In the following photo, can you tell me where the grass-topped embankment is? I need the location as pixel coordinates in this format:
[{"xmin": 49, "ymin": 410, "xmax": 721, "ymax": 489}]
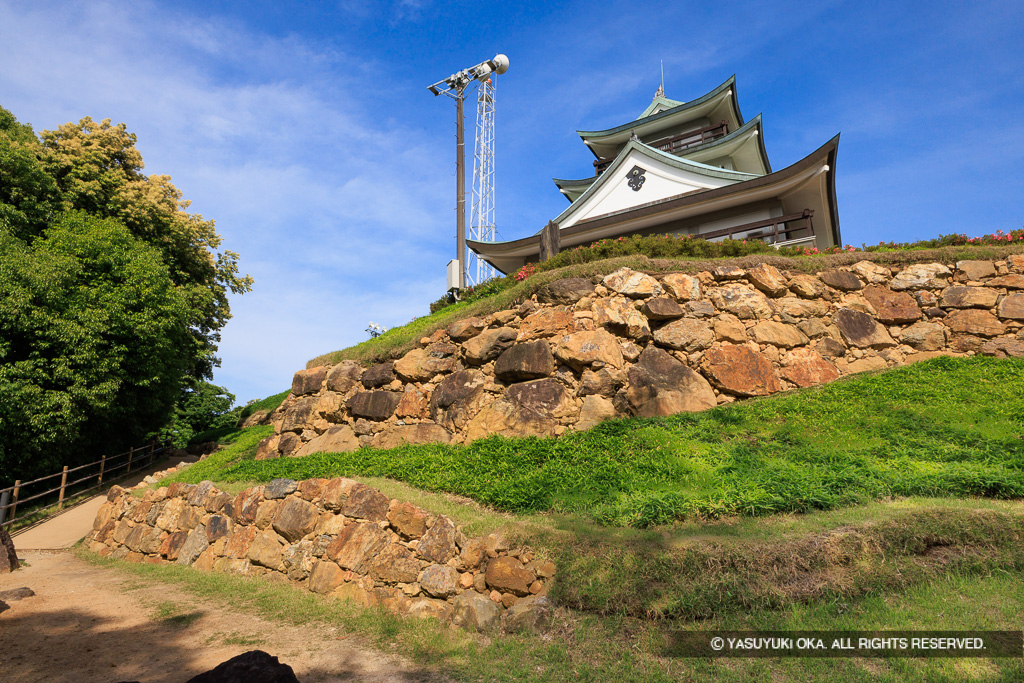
[
  {"xmin": 164, "ymin": 356, "xmax": 1024, "ymax": 528},
  {"xmin": 307, "ymin": 239, "xmax": 1024, "ymax": 370}
]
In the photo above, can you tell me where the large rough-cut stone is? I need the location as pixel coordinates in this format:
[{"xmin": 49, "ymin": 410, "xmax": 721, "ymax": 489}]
[
  {"xmin": 940, "ymin": 286, "xmax": 999, "ymax": 309},
  {"xmin": 750, "ymin": 321, "xmax": 809, "ymax": 348},
  {"xmin": 820, "ymin": 270, "xmax": 864, "ymax": 291},
  {"xmin": 395, "ymin": 385, "xmax": 430, "ymax": 419},
  {"xmin": 374, "ymin": 423, "xmax": 452, "ymax": 449},
  {"xmin": 230, "ymin": 488, "xmax": 264, "ymax": 526},
  {"xmin": 788, "ymin": 274, "xmax": 829, "ymax": 299},
  {"xmin": 278, "ymin": 432, "xmax": 301, "ymax": 457},
  {"xmin": 890, "ymin": 263, "xmax": 952, "ymax": 290},
  {"xmin": 461, "ymin": 327, "xmax": 517, "ymax": 364},
  {"xmin": 504, "ymin": 595, "xmax": 553, "ymax": 634},
  {"xmin": 430, "ymin": 369, "xmax": 488, "ymax": 431},
  {"xmin": 701, "ymin": 344, "xmax": 781, "ymax": 396},
  {"xmin": 470, "ymin": 378, "xmax": 577, "ymax": 441},
  {"xmin": 580, "ymin": 367, "xmax": 626, "ymax": 397},
  {"xmin": 980, "ymin": 338, "xmax": 1024, "ymax": 358},
  {"xmin": 944, "ymin": 309, "xmax": 1006, "ymax": 337},
  {"xmin": 714, "ymin": 315, "xmax": 748, "ymax": 343},
  {"xmin": 518, "ymin": 307, "xmax": 574, "ymax": 341},
  {"xmin": 987, "ymin": 274, "xmax": 1024, "ymax": 289},
  {"xmin": 846, "ymin": 356, "xmax": 889, "ymax": 373},
  {"xmin": 956, "ymin": 260, "xmax": 997, "ymax": 281},
  {"xmin": 279, "ymin": 396, "xmax": 317, "ymax": 433},
  {"xmin": 708, "ymin": 283, "xmax": 773, "ymax": 319},
  {"xmin": 295, "ymin": 425, "xmax": 359, "ymax": 456},
  {"xmin": 452, "ymin": 591, "xmax": 502, "ymax": 632},
  {"xmin": 660, "ymin": 273, "xmax": 701, "ymax": 301},
  {"xmin": 365, "ymin": 543, "xmax": 422, "ymax": 583},
  {"xmin": 325, "ymin": 360, "xmax": 363, "ymax": 393},
  {"xmin": 850, "ymin": 261, "xmax": 891, "ymax": 284},
  {"xmin": 833, "ymin": 308, "xmax": 896, "ymax": 348},
  {"xmin": 342, "ymin": 484, "xmax": 390, "ymax": 522},
  {"xmin": 187, "ymin": 650, "xmax": 299, "ymax": 683},
  {"xmin": 485, "ymin": 556, "xmax": 536, "ymax": 597},
  {"xmin": 494, "ymin": 341, "xmax": 556, "ymax": 382},
  {"xmin": 394, "ymin": 344, "xmax": 457, "ymax": 382},
  {"xmin": 641, "ymin": 297, "xmax": 685, "ymax": 320},
  {"xmin": 861, "ymin": 285, "xmax": 921, "ymax": 324},
  {"xmin": 160, "ymin": 531, "xmax": 189, "ymax": 560},
  {"xmin": 780, "ymin": 348, "xmax": 840, "ymax": 387},
  {"xmin": 177, "ymin": 527, "xmax": 209, "ymax": 565},
  {"xmin": 320, "ymin": 477, "xmax": 362, "ymax": 511},
  {"xmin": 746, "ymin": 263, "xmax": 788, "ymax": 297},
  {"xmin": 653, "ymin": 318, "xmax": 715, "ymax": 352},
  {"xmin": 308, "ymin": 560, "xmax": 346, "ymax": 594},
  {"xmin": 626, "ymin": 346, "xmax": 716, "ymax": 416},
  {"xmin": 248, "ymin": 530, "xmax": 286, "ymax": 570},
  {"xmin": 292, "ymin": 366, "xmax": 328, "ymax": 396},
  {"xmin": 360, "ymin": 362, "xmax": 395, "ymax": 388},
  {"xmin": 536, "ymin": 278, "xmax": 596, "ymax": 305},
  {"xmin": 576, "ymin": 395, "xmax": 618, "ymax": 430},
  {"xmin": 603, "ymin": 267, "xmax": 663, "ymax": 298},
  {"xmin": 255, "ymin": 435, "xmax": 281, "ymax": 460},
  {"xmin": 417, "ymin": 515, "xmax": 459, "ymax": 564},
  {"xmin": 420, "ymin": 565, "xmax": 460, "ymax": 598},
  {"xmin": 900, "ymin": 322, "xmax": 948, "ymax": 351},
  {"xmin": 327, "ymin": 522, "xmax": 389, "ymax": 573},
  {"xmin": 223, "ymin": 526, "xmax": 258, "ymax": 559},
  {"xmin": 347, "ymin": 390, "xmax": 401, "ymax": 421},
  {"xmin": 272, "ymin": 497, "xmax": 320, "ymax": 542},
  {"xmin": 388, "ymin": 501, "xmax": 430, "ymax": 539},
  {"xmin": 263, "ymin": 479, "xmax": 298, "ymax": 500},
  {"xmin": 447, "ymin": 317, "xmax": 486, "ymax": 341},
  {"xmin": 712, "ymin": 265, "xmax": 745, "ymax": 281},
  {"xmin": 771, "ymin": 297, "xmax": 830, "ymax": 318},
  {"xmin": 552, "ymin": 329, "xmax": 625, "ymax": 370},
  {"xmin": 206, "ymin": 515, "xmax": 232, "ymax": 543},
  {"xmin": 997, "ymin": 293, "xmax": 1024, "ymax": 320},
  {"xmin": 592, "ymin": 297, "xmax": 651, "ymax": 340}
]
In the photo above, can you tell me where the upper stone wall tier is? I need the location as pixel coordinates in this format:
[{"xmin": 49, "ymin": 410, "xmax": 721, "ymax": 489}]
[{"xmin": 260, "ymin": 256, "xmax": 1024, "ymax": 458}]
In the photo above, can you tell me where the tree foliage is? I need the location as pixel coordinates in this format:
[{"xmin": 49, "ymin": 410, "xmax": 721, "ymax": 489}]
[{"xmin": 0, "ymin": 106, "xmax": 251, "ymax": 483}]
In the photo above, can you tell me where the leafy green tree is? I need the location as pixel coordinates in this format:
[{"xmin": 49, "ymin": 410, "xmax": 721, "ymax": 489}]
[
  {"xmin": 161, "ymin": 380, "xmax": 238, "ymax": 448},
  {"xmin": 37, "ymin": 115, "xmax": 253, "ymax": 380},
  {"xmin": 0, "ymin": 108, "xmax": 59, "ymax": 240},
  {"xmin": 0, "ymin": 211, "xmax": 192, "ymax": 482}
]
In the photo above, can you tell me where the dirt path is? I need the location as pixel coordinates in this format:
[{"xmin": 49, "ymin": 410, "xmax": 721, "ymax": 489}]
[{"xmin": 0, "ymin": 550, "xmax": 443, "ymax": 682}]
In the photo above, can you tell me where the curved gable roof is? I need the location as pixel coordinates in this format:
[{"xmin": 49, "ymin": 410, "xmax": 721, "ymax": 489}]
[{"xmin": 578, "ymin": 76, "xmax": 742, "ymax": 141}]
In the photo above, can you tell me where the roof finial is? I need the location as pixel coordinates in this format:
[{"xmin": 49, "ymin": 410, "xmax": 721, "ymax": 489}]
[{"xmin": 654, "ymin": 60, "xmax": 665, "ymax": 98}]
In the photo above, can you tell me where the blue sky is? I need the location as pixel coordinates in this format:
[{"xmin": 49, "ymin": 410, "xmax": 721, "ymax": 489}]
[{"xmin": 1, "ymin": 0, "xmax": 1022, "ymax": 405}]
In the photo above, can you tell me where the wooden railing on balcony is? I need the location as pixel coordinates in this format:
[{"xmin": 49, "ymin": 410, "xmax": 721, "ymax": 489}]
[
  {"xmin": 698, "ymin": 209, "xmax": 815, "ymax": 245},
  {"xmin": 593, "ymin": 121, "xmax": 730, "ymax": 174}
]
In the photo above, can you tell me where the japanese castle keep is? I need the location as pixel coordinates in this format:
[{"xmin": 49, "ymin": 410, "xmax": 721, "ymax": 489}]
[{"xmin": 469, "ymin": 76, "xmax": 841, "ymax": 274}]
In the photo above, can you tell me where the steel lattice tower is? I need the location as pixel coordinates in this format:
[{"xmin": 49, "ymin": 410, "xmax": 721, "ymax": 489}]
[{"xmin": 468, "ymin": 78, "xmax": 497, "ymax": 286}]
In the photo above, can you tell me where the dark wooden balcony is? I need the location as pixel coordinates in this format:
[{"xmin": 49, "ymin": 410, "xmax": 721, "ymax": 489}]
[
  {"xmin": 698, "ymin": 209, "xmax": 815, "ymax": 245},
  {"xmin": 593, "ymin": 121, "xmax": 730, "ymax": 174}
]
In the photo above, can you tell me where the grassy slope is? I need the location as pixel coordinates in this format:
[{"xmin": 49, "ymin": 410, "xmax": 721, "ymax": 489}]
[
  {"xmin": 165, "ymin": 356, "xmax": 1024, "ymax": 528},
  {"xmin": 308, "ymin": 244, "xmax": 1024, "ymax": 369}
]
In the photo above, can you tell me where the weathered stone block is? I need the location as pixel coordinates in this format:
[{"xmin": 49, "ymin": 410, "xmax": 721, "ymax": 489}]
[
  {"xmin": 461, "ymin": 327, "xmax": 517, "ymax": 365},
  {"xmin": 326, "ymin": 521, "xmax": 389, "ymax": 573},
  {"xmin": 998, "ymin": 293, "xmax": 1024, "ymax": 320},
  {"xmin": 603, "ymin": 267, "xmax": 663, "ymax": 298},
  {"xmin": 833, "ymin": 308, "xmax": 896, "ymax": 348},
  {"xmin": 361, "ymin": 362, "xmax": 395, "ymax": 389},
  {"xmin": 660, "ymin": 273, "xmax": 701, "ymax": 301},
  {"xmin": 708, "ymin": 284, "xmax": 773, "ymax": 319},
  {"xmin": 452, "ymin": 591, "xmax": 502, "ymax": 632},
  {"xmin": 417, "ymin": 515, "xmax": 459, "ymax": 564},
  {"xmin": 940, "ymin": 286, "xmax": 999, "ymax": 309},
  {"xmin": 536, "ymin": 278, "xmax": 596, "ymax": 305},
  {"xmin": 347, "ymin": 390, "xmax": 401, "ymax": 421},
  {"xmin": 626, "ymin": 346, "xmax": 716, "ymax": 417},
  {"xmin": 308, "ymin": 560, "xmax": 346, "ymax": 594},
  {"xmin": 746, "ymin": 263, "xmax": 788, "ymax": 297},
  {"xmin": 494, "ymin": 341, "xmax": 556, "ymax": 382},
  {"xmin": 780, "ymin": 348, "xmax": 840, "ymax": 387},
  {"xmin": 272, "ymin": 496, "xmax": 320, "ymax": 542},
  {"xmin": 820, "ymin": 270, "xmax": 864, "ymax": 291},
  {"xmin": 342, "ymin": 484, "xmax": 390, "ymax": 522},
  {"xmin": 750, "ymin": 321, "xmax": 809, "ymax": 348},
  {"xmin": 485, "ymin": 556, "xmax": 536, "ymax": 596},
  {"xmin": 552, "ymin": 329, "xmax": 625, "ymax": 370},
  {"xmin": 292, "ymin": 366, "xmax": 328, "ymax": 396},
  {"xmin": 861, "ymin": 285, "xmax": 921, "ymax": 324},
  {"xmin": 388, "ymin": 501, "xmax": 430, "ymax": 539},
  {"xmin": 447, "ymin": 317, "xmax": 486, "ymax": 341},
  {"xmin": 420, "ymin": 565, "xmax": 460, "ymax": 598},
  {"xmin": 325, "ymin": 360, "xmax": 363, "ymax": 393},
  {"xmin": 701, "ymin": 344, "xmax": 781, "ymax": 397},
  {"xmin": 653, "ymin": 318, "xmax": 715, "ymax": 352},
  {"xmin": 944, "ymin": 309, "xmax": 1006, "ymax": 337}
]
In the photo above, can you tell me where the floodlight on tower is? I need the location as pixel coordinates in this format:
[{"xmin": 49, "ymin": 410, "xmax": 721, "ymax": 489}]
[{"xmin": 428, "ymin": 54, "xmax": 509, "ymax": 292}]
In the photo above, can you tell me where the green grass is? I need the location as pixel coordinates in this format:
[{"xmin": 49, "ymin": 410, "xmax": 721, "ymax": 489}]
[
  {"xmin": 77, "ymin": 542, "xmax": 1024, "ymax": 682},
  {"xmin": 162, "ymin": 356, "xmax": 1024, "ymax": 529}
]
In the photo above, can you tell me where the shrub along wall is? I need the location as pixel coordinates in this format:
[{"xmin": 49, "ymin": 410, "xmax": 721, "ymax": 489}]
[
  {"xmin": 89, "ymin": 472, "xmax": 554, "ymax": 633},
  {"xmin": 259, "ymin": 255, "xmax": 1024, "ymax": 458}
]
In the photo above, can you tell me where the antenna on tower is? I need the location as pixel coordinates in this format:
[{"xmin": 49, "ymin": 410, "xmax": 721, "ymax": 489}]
[{"xmin": 468, "ymin": 77, "xmax": 497, "ymax": 286}]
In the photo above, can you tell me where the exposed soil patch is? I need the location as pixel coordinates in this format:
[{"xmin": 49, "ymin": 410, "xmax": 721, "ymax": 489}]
[{"xmin": 0, "ymin": 550, "xmax": 444, "ymax": 683}]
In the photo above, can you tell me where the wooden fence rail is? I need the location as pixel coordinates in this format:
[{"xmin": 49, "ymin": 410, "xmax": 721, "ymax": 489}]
[{"xmin": 0, "ymin": 442, "xmax": 167, "ymax": 529}]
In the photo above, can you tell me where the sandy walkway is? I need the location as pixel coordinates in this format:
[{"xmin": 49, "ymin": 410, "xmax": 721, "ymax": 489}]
[{"xmin": 0, "ymin": 550, "xmax": 443, "ymax": 682}]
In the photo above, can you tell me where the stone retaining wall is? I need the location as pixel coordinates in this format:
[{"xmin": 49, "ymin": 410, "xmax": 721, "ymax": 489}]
[
  {"xmin": 90, "ymin": 474, "xmax": 553, "ymax": 633},
  {"xmin": 260, "ymin": 255, "xmax": 1024, "ymax": 458}
]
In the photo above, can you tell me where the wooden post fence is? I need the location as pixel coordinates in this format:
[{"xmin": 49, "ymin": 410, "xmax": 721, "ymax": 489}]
[
  {"xmin": 57, "ymin": 466, "xmax": 69, "ymax": 510},
  {"xmin": 98, "ymin": 455, "xmax": 106, "ymax": 485},
  {"xmin": 11, "ymin": 480, "xmax": 20, "ymax": 522}
]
